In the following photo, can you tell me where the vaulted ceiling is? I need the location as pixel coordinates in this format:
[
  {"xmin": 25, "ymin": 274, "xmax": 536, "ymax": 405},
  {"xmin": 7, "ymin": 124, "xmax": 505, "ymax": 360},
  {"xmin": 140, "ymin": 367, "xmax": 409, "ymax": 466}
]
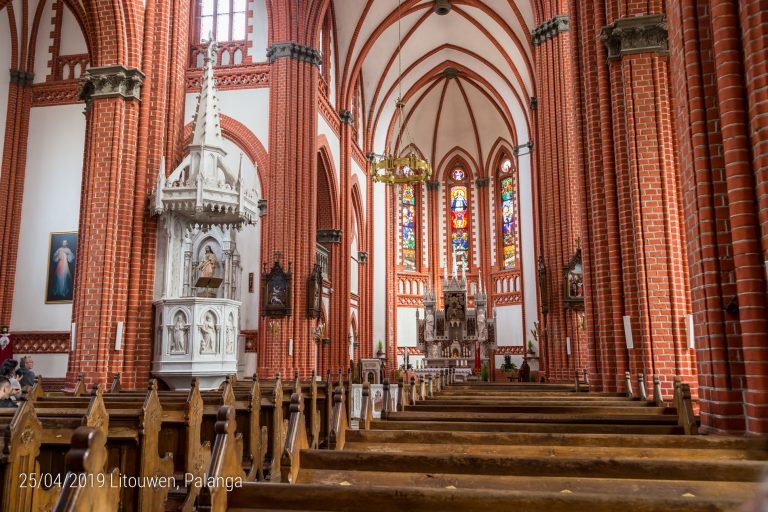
[{"xmin": 333, "ymin": 0, "xmax": 535, "ymax": 178}]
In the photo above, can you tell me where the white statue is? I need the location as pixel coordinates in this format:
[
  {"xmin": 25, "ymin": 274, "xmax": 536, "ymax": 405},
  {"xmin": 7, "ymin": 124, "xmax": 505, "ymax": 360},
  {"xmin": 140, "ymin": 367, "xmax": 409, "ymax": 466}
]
[
  {"xmin": 225, "ymin": 314, "xmax": 235, "ymax": 354},
  {"xmin": 477, "ymin": 309, "xmax": 487, "ymax": 341},
  {"xmin": 171, "ymin": 312, "xmax": 187, "ymax": 354},
  {"xmin": 425, "ymin": 310, "xmax": 435, "ymax": 341},
  {"xmin": 199, "ymin": 311, "xmax": 216, "ymax": 354}
]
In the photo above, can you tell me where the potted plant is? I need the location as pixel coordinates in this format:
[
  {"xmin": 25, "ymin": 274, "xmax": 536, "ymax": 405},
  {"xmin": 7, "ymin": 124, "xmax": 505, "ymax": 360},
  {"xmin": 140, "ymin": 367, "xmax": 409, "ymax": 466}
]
[
  {"xmin": 501, "ymin": 355, "xmax": 518, "ymax": 381},
  {"xmin": 527, "ymin": 340, "xmax": 536, "ymax": 355},
  {"xmin": 481, "ymin": 362, "xmax": 489, "ymax": 382},
  {"xmin": 376, "ymin": 340, "xmax": 385, "ymax": 357}
]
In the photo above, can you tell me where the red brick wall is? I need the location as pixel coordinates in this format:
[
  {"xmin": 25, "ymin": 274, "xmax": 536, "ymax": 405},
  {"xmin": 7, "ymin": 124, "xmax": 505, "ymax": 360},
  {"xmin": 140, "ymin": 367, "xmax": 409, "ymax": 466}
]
[{"xmin": 666, "ymin": 0, "xmax": 768, "ymax": 434}]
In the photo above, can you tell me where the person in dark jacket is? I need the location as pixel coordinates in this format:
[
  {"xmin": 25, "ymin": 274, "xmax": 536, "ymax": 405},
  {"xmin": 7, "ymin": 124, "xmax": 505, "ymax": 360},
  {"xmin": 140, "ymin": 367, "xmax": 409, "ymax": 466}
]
[{"xmin": 17, "ymin": 356, "xmax": 35, "ymax": 388}]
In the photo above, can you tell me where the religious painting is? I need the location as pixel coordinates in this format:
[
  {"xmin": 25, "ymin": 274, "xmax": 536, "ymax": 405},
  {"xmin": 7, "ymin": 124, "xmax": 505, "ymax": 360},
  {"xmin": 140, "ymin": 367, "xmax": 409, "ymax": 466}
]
[
  {"xmin": 261, "ymin": 258, "xmax": 292, "ymax": 317},
  {"xmin": 563, "ymin": 244, "xmax": 585, "ymax": 311},
  {"xmin": 45, "ymin": 232, "xmax": 78, "ymax": 303},
  {"xmin": 401, "ymin": 183, "xmax": 416, "ymax": 271}
]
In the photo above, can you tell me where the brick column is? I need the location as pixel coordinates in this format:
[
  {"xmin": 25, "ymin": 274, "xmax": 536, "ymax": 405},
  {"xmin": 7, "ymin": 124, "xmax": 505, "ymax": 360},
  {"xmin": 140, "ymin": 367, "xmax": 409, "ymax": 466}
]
[
  {"xmin": 260, "ymin": 40, "xmax": 320, "ymax": 380},
  {"xmin": 332, "ymin": 110, "xmax": 353, "ymax": 374},
  {"xmin": 533, "ymin": 13, "xmax": 584, "ymax": 383},
  {"xmin": 597, "ymin": 13, "xmax": 696, "ymax": 397},
  {"xmin": 0, "ymin": 70, "xmax": 33, "ymax": 326},
  {"xmin": 667, "ymin": 0, "xmax": 768, "ymax": 434},
  {"xmin": 66, "ymin": 66, "xmax": 145, "ymax": 387}
]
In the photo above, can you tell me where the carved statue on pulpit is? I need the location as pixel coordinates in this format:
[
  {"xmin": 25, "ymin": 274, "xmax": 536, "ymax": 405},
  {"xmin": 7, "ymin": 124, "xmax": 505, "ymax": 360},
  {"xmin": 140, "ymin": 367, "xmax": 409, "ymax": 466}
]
[
  {"xmin": 198, "ymin": 245, "xmax": 218, "ymax": 278},
  {"xmin": 171, "ymin": 312, "xmax": 188, "ymax": 354},
  {"xmin": 225, "ymin": 314, "xmax": 235, "ymax": 354},
  {"xmin": 199, "ymin": 311, "xmax": 216, "ymax": 354}
]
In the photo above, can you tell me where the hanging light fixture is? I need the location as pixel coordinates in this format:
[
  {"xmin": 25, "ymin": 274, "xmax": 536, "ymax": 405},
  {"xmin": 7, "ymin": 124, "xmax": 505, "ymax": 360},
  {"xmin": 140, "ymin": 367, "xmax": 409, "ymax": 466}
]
[{"xmin": 368, "ymin": 0, "xmax": 432, "ymax": 185}]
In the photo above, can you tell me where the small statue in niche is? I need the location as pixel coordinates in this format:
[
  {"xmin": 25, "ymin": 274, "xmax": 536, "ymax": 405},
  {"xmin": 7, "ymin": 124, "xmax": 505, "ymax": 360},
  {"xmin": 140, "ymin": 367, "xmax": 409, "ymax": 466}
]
[
  {"xmin": 171, "ymin": 312, "xmax": 187, "ymax": 354},
  {"xmin": 477, "ymin": 309, "xmax": 487, "ymax": 341},
  {"xmin": 225, "ymin": 314, "xmax": 235, "ymax": 354},
  {"xmin": 199, "ymin": 311, "xmax": 216, "ymax": 354},
  {"xmin": 425, "ymin": 310, "xmax": 435, "ymax": 341},
  {"xmin": 197, "ymin": 245, "xmax": 218, "ymax": 278}
]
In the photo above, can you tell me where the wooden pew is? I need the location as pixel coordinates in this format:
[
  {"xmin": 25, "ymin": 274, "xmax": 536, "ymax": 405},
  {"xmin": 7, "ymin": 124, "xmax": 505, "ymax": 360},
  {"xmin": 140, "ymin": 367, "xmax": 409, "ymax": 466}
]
[
  {"xmin": 52, "ymin": 426, "xmax": 120, "ymax": 512},
  {"xmin": 30, "ymin": 381, "xmax": 174, "ymax": 511},
  {"xmin": 196, "ymin": 406, "xmax": 247, "ymax": 512},
  {"xmin": 0, "ymin": 401, "xmax": 60, "ymax": 512},
  {"xmin": 96, "ymin": 377, "xmax": 211, "ymax": 510}
]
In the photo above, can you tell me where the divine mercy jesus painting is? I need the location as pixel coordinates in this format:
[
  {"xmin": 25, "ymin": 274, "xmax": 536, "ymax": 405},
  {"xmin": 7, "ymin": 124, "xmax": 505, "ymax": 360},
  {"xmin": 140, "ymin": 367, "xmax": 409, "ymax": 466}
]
[{"xmin": 46, "ymin": 232, "xmax": 78, "ymax": 303}]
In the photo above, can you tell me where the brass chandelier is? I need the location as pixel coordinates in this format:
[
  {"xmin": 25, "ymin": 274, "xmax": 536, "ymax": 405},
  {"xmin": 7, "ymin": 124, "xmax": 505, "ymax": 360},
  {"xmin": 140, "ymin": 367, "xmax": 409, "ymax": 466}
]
[{"xmin": 368, "ymin": 0, "xmax": 432, "ymax": 185}]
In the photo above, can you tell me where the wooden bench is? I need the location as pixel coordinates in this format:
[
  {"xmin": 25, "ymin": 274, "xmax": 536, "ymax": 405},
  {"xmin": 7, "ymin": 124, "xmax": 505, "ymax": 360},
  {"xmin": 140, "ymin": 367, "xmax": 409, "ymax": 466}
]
[
  {"xmin": 52, "ymin": 426, "xmax": 120, "ymax": 512},
  {"xmin": 29, "ymin": 381, "xmax": 174, "ymax": 511}
]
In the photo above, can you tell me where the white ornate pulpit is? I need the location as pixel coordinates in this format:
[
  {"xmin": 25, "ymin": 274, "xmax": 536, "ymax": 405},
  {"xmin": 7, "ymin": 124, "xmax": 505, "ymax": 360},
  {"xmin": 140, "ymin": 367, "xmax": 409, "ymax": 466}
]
[{"xmin": 149, "ymin": 41, "xmax": 261, "ymax": 390}]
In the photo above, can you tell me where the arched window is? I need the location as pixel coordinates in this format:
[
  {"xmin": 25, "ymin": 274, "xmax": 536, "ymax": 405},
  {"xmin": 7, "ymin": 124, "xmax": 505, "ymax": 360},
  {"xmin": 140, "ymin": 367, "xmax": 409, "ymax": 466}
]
[
  {"xmin": 199, "ymin": 0, "xmax": 247, "ymax": 42},
  {"xmin": 401, "ymin": 183, "xmax": 417, "ymax": 271},
  {"xmin": 449, "ymin": 165, "xmax": 470, "ymax": 271},
  {"xmin": 498, "ymin": 156, "xmax": 518, "ymax": 269}
]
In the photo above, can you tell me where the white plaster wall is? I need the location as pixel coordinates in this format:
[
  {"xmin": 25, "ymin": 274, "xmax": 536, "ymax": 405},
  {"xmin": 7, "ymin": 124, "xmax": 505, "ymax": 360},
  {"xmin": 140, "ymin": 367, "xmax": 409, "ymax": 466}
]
[
  {"xmin": 351, "ymin": 159, "xmax": 366, "ymax": 208},
  {"xmin": 495, "ymin": 304, "xmax": 524, "ymax": 347},
  {"xmin": 350, "ymin": 234, "xmax": 359, "ymax": 295},
  {"xmin": 372, "ymin": 183, "xmax": 386, "ymax": 352},
  {"xmin": 328, "ymin": 30, "xmax": 336, "ymax": 106},
  {"xmin": 12, "ymin": 353, "xmax": 68, "ymax": 377},
  {"xmin": 11, "ymin": 104, "xmax": 85, "ymax": 331},
  {"xmin": 0, "ymin": 11, "xmax": 11, "ymax": 174},
  {"xmin": 518, "ymin": 153, "xmax": 537, "ymax": 348},
  {"xmin": 185, "ymin": 88, "xmax": 270, "ymax": 148},
  {"xmin": 217, "ymin": 139, "xmax": 262, "ymax": 331},
  {"xmin": 59, "ymin": 5, "xmax": 87, "ymax": 55},
  {"xmin": 33, "ymin": 0, "xmax": 52, "ymax": 83},
  {"xmin": 396, "ymin": 307, "xmax": 419, "ymax": 347},
  {"xmin": 248, "ymin": 0, "xmax": 268, "ymax": 61},
  {"xmin": 317, "ymin": 114, "xmax": 341, "ymax": 189}
]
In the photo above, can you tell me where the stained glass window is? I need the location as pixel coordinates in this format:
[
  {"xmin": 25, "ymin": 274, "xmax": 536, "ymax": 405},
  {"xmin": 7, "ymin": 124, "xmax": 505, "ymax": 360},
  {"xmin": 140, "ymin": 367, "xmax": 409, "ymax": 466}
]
[
  {"xmin": 401, "ymin": 184, "xmax": 416, "ymax": 271},
  {"xmin": 500, "ymin": 158, "xmax": 517, "ymax": 269},
  {"xmin": 450, "ymin": 182, "xmax": 470, "ymax": 271}
]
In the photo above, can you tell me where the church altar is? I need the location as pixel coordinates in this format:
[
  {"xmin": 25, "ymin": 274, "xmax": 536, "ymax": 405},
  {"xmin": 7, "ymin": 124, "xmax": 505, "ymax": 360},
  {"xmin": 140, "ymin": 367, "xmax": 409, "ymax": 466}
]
[{"xmin": 416, "ymin": 266, "xmax": 497, "ymax": 371}]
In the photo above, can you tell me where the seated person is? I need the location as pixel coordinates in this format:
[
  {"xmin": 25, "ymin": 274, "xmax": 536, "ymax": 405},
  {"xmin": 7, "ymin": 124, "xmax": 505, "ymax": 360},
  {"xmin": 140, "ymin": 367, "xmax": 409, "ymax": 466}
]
[
  {"xmin": 8, "ymin": 371, "xmax": 22, "ymax": 400},
  {"xmin": 1, "ymin": 360, "xmax": 21, "ymax": 400},
  {"xmin": 17, "ymin": 357, "xmax": 35, "ymax": 388},
  {"xmin": 0, "ymin": 377, "xmax": 17, "ymax": 407}
]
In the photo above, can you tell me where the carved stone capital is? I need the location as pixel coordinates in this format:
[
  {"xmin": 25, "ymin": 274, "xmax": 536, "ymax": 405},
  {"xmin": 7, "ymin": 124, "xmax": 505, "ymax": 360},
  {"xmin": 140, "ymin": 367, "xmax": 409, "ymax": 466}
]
[
  {"xmin": 317, "ymin": 229, "xmax": 342, "ymax": 244},
  {"xmin": 339, "ymin": 109, "xmax": 353, "ymax": 125},
  {"xmin": 9, "ymin": 69, "xmax": 34, "ymax": 87},
  {"xmin": 267, "ymin": 42, "xmax": 322, "ymax": 68},
  {"xmin": 601, "ymin": 14, "xmax": 668, "ymax": 60},
  {"xmin": 475, "ymin": 177, "xmax": 490, "ymax": 188},
  {"xmin": 78, "ymin": 65, "xmax": 144, "ymax": 102},
  {"xmin": 426, "ymin": 182, "xmax": 440, "ymax": 191},
  {"xmin": 532, "ymin": 15, "xmax": 569, "ymax": 45}
]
